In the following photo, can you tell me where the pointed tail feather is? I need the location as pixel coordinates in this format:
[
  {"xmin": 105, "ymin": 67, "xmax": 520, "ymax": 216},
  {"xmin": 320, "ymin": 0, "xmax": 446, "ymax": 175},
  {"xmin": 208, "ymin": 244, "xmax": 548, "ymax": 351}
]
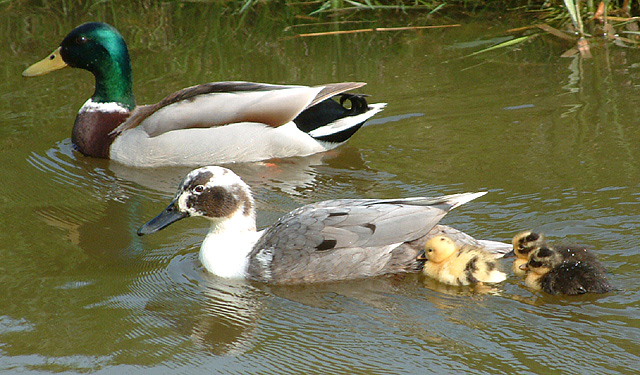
[{"xmin": 446, "ymin": 192, "xmax": 488, "ymax": 210}]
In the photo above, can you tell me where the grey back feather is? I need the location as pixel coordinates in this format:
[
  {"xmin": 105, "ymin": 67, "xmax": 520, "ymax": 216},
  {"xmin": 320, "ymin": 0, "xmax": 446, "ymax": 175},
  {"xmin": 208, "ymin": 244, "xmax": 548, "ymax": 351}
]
[{"xmin": 247, "ymin": 197, "xmax": 459, "ymax": 282}]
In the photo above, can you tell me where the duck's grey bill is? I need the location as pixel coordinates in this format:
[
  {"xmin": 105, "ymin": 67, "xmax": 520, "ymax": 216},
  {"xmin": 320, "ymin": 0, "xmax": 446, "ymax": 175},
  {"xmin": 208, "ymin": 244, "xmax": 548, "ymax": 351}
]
[
  {"xmin": 137, "ymin": 201, "xmax": 187, "ymax": 236},
  {"xmin": 503, "ymin": 249, "xmax": 516, "ymax": 258}
]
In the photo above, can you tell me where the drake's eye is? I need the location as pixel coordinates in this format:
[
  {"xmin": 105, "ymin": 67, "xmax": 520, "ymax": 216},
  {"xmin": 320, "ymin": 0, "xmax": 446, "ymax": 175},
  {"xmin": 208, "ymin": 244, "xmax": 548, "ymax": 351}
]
[
  {"xmin": 76, "ymin": 36, "xmax": 88, "ymax": 44},
  {"xmin": 194, "ymin": 185, "xmax": 205, "ymax": 193}
]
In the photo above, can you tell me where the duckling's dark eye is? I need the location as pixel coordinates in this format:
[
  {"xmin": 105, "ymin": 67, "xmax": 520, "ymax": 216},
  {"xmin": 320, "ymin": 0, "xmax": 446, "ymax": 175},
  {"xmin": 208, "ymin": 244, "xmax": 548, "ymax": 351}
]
[
  {"xmin": 427, "ymin": 248, "xmax": 433, "ymax": 253},
  {"xmin": 193, "ymin": 185, "xmax": 205, "ymax": 194},
  {"xmin": 529, "ymin": 260, "xmax": 542, "ymax": 268},
  {"xmin": 75, "ymin": 36, "xmax": 88, "ymax": 45}
]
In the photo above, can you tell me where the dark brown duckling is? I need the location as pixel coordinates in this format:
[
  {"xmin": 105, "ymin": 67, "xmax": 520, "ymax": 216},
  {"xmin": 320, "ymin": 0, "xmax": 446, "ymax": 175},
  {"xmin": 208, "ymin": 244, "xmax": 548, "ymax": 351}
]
[
  {"xmin": 552, "ymin": 243, "xmax": 608, "ymax": 274},
  {"xmin": 521, "ymin": 246, "xmax": 612, "ymax": 295}
]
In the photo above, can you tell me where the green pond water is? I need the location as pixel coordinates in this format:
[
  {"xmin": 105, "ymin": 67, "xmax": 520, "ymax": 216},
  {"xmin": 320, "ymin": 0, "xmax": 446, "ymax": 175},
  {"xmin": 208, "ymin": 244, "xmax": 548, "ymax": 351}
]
[{"xmin": 0, "ymin": 3, "xmax": 639, "ymax": 374}]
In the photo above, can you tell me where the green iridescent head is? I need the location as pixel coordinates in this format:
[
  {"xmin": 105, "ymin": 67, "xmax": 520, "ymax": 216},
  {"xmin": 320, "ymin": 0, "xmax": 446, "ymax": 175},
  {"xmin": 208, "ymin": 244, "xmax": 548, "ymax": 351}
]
[{"xmin": 24, "ymin": 22, "xmax": 135, "ymax": 109}]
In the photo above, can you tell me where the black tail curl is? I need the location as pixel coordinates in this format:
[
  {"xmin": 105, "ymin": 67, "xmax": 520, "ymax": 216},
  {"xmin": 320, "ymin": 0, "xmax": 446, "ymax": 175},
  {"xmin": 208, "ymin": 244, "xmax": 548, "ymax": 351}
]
[
  {"xmin": 339, "ymin": 93, "xmax": 369, "ymax": 115},
  {"xmin": 293, "ymin": 94, "xmax": 372, "ymax": 143}
]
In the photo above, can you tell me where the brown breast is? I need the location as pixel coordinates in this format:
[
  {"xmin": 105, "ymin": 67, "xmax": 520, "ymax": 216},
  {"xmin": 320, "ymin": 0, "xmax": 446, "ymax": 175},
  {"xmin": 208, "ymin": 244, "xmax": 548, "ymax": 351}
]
[{"xmin": 71, "ymin": 110, "xmax": 130, "ymax": 158}]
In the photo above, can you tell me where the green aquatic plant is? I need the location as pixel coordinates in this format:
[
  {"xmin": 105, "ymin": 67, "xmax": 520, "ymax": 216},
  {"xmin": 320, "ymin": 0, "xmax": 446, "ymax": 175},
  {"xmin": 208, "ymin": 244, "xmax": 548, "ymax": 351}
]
[{"xmin": 563, "ymin": 0, "xmax": 585, "ymax": 36}]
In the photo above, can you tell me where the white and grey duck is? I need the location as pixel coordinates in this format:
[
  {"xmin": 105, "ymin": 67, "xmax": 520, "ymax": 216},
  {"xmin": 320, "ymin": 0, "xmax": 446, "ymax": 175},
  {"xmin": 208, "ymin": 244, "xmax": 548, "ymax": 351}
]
[{"xmin": 137, "ymin": 166, "xmax": 511, "ymax": 283}]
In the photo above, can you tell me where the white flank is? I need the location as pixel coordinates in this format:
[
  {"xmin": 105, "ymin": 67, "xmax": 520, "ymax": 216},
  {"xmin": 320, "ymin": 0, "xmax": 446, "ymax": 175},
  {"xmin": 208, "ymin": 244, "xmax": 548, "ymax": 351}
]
[{"xmin": 111, "ymin": 122, "xmax": 327, "ymax": 167}]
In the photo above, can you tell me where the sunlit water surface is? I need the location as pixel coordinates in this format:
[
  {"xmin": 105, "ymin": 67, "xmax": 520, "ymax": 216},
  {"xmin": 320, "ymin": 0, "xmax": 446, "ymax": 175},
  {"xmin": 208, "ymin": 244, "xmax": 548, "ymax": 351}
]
[{"xmin": 1, "ymin": 5, "xmax": 639, "ymax": 374}]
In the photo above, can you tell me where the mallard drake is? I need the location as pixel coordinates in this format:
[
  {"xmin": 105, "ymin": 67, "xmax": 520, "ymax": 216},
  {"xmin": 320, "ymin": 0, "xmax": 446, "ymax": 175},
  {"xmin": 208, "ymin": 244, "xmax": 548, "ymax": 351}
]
[
  {"xmin": 137, "ymin": 166, "xmax": 509, "ymax": 283},
  {"xmin": 521, "ymin": 246, "xmax": 612, "ymax": 295},
  {"xmin": 422, "ymin": 235, "xmax": 507, "ymax": 286},
  {"xmin": 509, "ymin": 231, "xmax": 546, "ymax": 277},
  {"xmin": 22, "ymin": 22, "xmax": 385, "ymax": 167}
]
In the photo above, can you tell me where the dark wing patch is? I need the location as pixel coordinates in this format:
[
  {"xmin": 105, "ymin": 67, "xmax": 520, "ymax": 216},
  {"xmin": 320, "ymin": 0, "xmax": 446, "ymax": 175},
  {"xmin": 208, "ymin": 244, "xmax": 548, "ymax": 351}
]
[{"xmin": 316, "ymin": 239, "xmax": 338, "ymax": 251}]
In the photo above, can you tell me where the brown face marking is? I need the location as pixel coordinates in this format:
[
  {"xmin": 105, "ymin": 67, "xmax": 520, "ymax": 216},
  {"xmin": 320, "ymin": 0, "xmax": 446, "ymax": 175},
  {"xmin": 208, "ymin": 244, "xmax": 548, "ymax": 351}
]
[{"xmin": 187, "ymin": 185, "xmax": 239, "ymax": 218}]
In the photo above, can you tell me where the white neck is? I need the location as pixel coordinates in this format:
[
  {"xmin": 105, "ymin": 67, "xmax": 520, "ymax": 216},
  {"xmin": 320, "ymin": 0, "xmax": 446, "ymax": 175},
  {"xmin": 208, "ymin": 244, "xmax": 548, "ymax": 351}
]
[{"xmin": 199, "ymin": 210, "xmax": 260, "ymax": 279}]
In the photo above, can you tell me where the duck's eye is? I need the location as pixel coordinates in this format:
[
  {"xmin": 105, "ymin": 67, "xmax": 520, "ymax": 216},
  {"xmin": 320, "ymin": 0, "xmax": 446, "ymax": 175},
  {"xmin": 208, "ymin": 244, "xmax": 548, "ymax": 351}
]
[
  {"xmin": 193, "ymin": 185, "xmax": 205, "ymax": 194},
  {"xmin": 76, "ymin": 36, "xmax": 88, "ymax": 45},
  {"xmin": 427, "ymin": 248, "xmax": 433, "ymax": 253}
]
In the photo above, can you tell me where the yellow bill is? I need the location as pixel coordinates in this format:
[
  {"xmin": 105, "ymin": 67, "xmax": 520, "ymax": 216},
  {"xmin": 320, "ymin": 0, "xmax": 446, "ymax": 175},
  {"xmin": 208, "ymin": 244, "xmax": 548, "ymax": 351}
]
[{"xmin": 22, "ymin": 47, "xmax": 68, "ymax": 77}]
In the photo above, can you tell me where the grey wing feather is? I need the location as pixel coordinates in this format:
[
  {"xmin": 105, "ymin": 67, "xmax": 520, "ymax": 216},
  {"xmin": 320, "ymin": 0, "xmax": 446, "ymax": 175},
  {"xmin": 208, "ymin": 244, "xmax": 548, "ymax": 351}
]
[
  {"xmin": 247, "ymin": 193, "xmax": 488, "ymax": 282},
  {"xmin": 111, "ymin": 81, "xmax": 286, "ymax": 135},
  {"xmin": 252, "ymin": 202, "xmax": 449, "ymax": 256},
  {"xmin": 251, "ymin": 193, "xmax": 486, "ymax": 256},
  {"xmin": 110, "ymin": 81, "xmax": 367, "ymax": 136}
]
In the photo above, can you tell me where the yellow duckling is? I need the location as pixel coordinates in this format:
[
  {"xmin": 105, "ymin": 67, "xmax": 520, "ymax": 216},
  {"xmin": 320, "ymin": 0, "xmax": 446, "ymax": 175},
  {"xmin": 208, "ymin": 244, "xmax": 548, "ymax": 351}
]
[
  {"xmin": 510, "ymin": 231, "xmax": 546, "ymax": 277},
  {"xmin": 521, "ymin": 246, "xmax": 612, "ymax": 295},
  {"xmin": 422, "ymin": 235, "xmax": 507, "ymax": 286}
]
